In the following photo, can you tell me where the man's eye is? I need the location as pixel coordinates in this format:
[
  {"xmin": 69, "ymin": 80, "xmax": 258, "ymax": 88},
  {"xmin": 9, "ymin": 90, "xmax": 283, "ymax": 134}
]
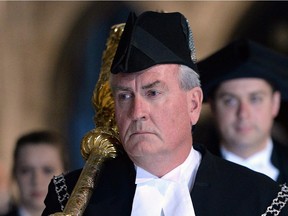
[
  {"xmin": 146, "ymin": 90, "xmax": 160, "ymax": 97},
  {"xmin": 250, "ymin": 95, "xmax": 263, "ymax": 104},
  {"xmin": 222, "ymin": 97, "xmax": 238, "ymax": 107},
  {"xmin": 117, "ymin": 93, "xmax": 132, "ymax": 101}
]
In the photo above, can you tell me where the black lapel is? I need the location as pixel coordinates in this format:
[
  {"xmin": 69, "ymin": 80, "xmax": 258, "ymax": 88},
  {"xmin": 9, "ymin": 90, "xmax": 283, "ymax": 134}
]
[
  {"xmin": 85, "ymin": 150, "xmax": 136, "ymax": 216},
  {"xmin": 271, "ymin": 140, "xmax": 288, "ymax": 184}
]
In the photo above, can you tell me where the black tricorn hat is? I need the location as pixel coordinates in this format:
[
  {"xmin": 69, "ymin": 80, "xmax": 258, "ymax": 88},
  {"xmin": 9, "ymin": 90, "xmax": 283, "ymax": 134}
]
[
  {"xmin": 111, "ymin": 11, "xmax": 198, "ymax": 74},
  {"xmin": 198, "ymin": 38, "xmax": 288, "ymax": 101}
]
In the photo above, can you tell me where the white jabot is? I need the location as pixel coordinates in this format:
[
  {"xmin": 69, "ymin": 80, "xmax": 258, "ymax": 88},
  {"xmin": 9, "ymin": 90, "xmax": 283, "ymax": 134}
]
[
  {"xmin": 221, "ymin": 138, "xmax": 279, "ymax": 181},
  {"xmin": 131, "ymin": 147, "xmax": 201, "ymax": 216}
]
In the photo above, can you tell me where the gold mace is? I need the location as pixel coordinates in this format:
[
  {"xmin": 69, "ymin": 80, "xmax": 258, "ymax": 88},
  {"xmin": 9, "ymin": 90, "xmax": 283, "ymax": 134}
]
[{"xmin": 51, "ymin": 23, "xmax": 125, "ymax": 216}]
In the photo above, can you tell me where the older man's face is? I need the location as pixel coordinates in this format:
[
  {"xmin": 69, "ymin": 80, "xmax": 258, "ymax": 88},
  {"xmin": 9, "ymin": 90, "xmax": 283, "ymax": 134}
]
[
  {"xmin": 110, "ymin": 64, "xmax": 202, "ymax": 166},
  {"xmin": 212, "ymin": 78, "xmax": 280, "ymax": 157}
]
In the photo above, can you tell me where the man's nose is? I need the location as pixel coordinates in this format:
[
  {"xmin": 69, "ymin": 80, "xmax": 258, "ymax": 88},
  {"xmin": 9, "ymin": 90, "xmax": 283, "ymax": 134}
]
[
  {"xmin": 129, "ymin": 97, "xmax": 148, "ymax": 121},
  {"xmin": 237, "ymin": 101, "xmax": 250, "ymax": 118}
]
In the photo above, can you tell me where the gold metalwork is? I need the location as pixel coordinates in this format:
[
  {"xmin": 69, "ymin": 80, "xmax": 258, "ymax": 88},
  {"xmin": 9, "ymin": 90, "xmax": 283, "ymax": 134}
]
[
  {"xmin": 92, "ymin": 23, "xmax": 125, "ymax": 134},
  {"xmin": 50, "ymin": 23, "xmax": 125, "ymax": 216}
]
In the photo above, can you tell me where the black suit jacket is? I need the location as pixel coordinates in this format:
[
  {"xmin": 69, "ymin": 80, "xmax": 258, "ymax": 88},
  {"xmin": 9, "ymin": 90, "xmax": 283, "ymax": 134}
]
[
  {"xmin": 1, "ymin": 209, "xmax": 19, "ymax": 216},
  {"xmin": 1, "ymin": 203, "xmax": 19, "ymax": 216},
  {"xmin": 42, "ymin": 144, "xmax": 288, "ymax": 216}
]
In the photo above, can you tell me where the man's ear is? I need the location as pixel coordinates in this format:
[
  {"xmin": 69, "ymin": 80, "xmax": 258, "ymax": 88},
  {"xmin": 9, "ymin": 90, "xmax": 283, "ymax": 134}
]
[
  {"xmin": 272, "ymin": 91, "xmax": 281, "ymax": 118},
  {"xmin": 188, "ymin": 87, "xmax": 203, "ymax": 125}
]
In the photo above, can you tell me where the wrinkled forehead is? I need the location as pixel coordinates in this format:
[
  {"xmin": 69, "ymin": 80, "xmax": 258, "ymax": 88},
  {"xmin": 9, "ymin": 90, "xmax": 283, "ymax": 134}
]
[{"xmin": 110, "ymin": 64, "xmax": 180, "ymax": 85}]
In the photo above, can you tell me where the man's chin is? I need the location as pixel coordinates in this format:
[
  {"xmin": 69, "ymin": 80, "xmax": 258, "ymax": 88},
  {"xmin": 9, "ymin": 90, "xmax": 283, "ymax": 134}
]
[
  {"xmin": 228, "ymin": 138, "xmax": 256, "ymax": 148},
  {"xmin": 127, "ymin": 143, "xmax": 160, "ymax": 157}
]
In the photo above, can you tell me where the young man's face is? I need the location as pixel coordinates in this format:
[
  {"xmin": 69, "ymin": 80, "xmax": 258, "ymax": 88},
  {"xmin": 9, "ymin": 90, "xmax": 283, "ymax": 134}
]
[
  {"xmin": 110, "ymin": 64, "xmax": 202, "ymax": 167},
  {"xmin": 211, "ymin": 78, "xmax": 280, "ymax": 157}
]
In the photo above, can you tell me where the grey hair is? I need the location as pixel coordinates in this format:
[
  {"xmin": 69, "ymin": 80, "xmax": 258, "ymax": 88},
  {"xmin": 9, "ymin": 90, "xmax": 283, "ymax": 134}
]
[
  {"xmin": 178, "ymin": 65, "xmax": 201, "ymax": 91},
  {"xmin": 109, "ymin": 64, "xmax": 201, "ymax": 92}
]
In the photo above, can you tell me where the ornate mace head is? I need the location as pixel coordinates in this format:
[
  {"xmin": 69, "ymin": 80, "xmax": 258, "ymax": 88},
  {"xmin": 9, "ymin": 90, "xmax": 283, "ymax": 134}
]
[{"xmin": 81, "ymin": 24, "xmax": 125, "ymax": 161}]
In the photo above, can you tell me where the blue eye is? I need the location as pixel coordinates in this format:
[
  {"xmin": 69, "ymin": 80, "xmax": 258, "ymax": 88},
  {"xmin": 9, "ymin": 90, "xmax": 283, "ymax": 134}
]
[
  {"xmin": 146, "ymin": 90, "xmax": 160, "ymax": 97},
  {"xmin": 117, "ymin": 92, "xmax": 133, "ymax": 101},
  {"xmin": 222, "ymin": 97, "xmax": 238, "ymax": 107}
]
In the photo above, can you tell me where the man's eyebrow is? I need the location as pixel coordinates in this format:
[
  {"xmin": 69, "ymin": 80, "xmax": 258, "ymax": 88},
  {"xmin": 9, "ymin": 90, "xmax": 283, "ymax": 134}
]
[
  {"xmin": 215, "ymin": 92, "xmax": 238, "ymax": 100},
  {"xmin": 217, "ymin": 92, "xmax": 234, "ymax": 97},
  {"xmin": 216, "ymin": 89, "xmax": 269, "ymax": 100},
  {"xmin": 142, "ymin": 80, "xmax": 161, "ymax": 89},
  {"xmin": 111, "ymin": 80, "xmax": 162, "ymax": 92},
  {"xmin": 110, "ymin": 85, "xmax": 132, "ymax": 92}
]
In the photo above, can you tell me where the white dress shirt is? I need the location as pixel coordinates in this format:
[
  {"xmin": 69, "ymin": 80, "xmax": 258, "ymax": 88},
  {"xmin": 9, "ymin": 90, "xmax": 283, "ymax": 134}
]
[
  {"xmin": 18, "ymin": 206, "xmax": 31, "ymax": 216},
  {"xmin": 131, "ymin": 147, "xmax": 202, "ymax": 216},
  {"xmin": 221, "ymin": 138, "xmax": 279, "ymax": 181}
]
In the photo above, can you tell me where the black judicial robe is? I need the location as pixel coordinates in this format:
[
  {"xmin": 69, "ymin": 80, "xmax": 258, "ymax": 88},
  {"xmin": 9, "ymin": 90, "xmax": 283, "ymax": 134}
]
[{"xmin": 42, "ymin": 144, "xmax": 288, "ymax": 216}]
